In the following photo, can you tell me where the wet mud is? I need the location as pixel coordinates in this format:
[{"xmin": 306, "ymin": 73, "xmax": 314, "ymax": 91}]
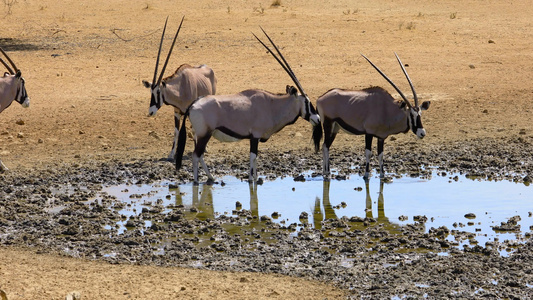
[{"xmin": 1, "ymin": 137, "xmax": 533, "ymax": 299}]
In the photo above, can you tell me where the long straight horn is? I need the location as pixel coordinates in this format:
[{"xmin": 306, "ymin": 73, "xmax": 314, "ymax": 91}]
[
  {"xmin": 0, "ymin": 47, "xmax": 17, "ymax": 74},
  {"xmin": 394, "ymin": 52, "xmax": 419, "ymax": 107},
  {"xmin": 361, "ymin": 53, "xmax": 412, "ymax": 109},
  {"xmin": 254, "ymin": 27, "xmax": 308, "ymax": 98},
  {"xmin": 156, "ymin": 15, "xmax": 185, "ymax": 85},
  {"xmin": 152, "ymin": 17, "xmax": 169, "ymax": 87},
  {"xmin": 0, "ymin": 57, "xmax": 14, "ymax": 75}
]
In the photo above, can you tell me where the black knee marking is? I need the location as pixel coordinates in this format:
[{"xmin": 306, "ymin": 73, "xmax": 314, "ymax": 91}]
[
  {"xmin": 378, "ymin": 138, "xmax": 385, "ymax": 174},
  {"xmin": 365, "ymin": 134, "xmax": 373, "ymax": 173},
  {"xmin": 250, "ymin": 138, "xmax": 259, "ymax": 156}
]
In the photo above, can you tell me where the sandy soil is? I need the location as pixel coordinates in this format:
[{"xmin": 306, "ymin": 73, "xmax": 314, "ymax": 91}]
[{"xmin": 1, "ymin": 0, "xmax": 533, "ymax": 299}]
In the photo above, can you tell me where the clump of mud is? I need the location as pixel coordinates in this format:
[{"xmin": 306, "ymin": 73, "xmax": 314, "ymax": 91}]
[{"xmin": 1, "ymin": 137, "xmax": 533, "ymax": 298}]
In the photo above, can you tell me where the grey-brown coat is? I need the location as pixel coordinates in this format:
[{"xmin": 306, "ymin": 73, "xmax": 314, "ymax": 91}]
[{"xmin": 316, "ymin": 54, "xmax": 430, "ymax": 180}]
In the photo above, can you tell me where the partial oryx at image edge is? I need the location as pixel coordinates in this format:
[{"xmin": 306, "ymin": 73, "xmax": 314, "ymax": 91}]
[
  {"xmin": 142, "ymin": 16, "xmax": 217, "ymax": 161},
  {"xmin": 0, "ymin": 47, "xmax": 30, "ymax": 172},
  {"xmin": 316, "ymin": 53, "xmax": 430, "ymax": 180},
  {"xmin": 175, "ymin": 28, "xmax": 321, "ymax": 184}
]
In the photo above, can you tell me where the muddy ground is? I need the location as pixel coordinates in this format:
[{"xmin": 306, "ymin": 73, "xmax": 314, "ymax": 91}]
[{"xmin": 1, "ymin": 0, "xmax": 533, "ymax": 299}]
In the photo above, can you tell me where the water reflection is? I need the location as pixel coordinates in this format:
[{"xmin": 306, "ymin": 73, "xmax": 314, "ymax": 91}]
[
  {"xmin": 97, "ymin": 171, "xmax": 532, "ymax": 254},
  {"xmin": 364, "ymin": 180, "xmax": 405, "ymax": 234},
  {"xmin": 314, "ymin": 181, "xmax": 339, "ymax": 229},
  {"xmin": 175, "ymin": 184, "xmax": 215, "ymax": 221}
]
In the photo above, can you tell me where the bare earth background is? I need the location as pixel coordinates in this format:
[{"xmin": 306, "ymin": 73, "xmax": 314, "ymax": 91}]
[{"xmin": 1, "ymin": 0, "xmax": 532, "ymax": 299}]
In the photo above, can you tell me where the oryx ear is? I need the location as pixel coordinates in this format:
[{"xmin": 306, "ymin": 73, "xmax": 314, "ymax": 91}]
[
  {"xmin": 15, "ymin": 70, "xmax": 21, "ymax": 78},
  {"xmin": 142, "ymin": 80, "xmax": 151, "ymax": 88},
  {"xmin": 286, "ymin": 85, "xmax": 297, "ymax": 96},
  {"xmin": 420, "ymin": 101, "xmax": 430, "ymax": 111},
  {"xmin": 161, "ymin": 81, "xmax": 167, "ymax": 88},
  {"xmin": 399, "ymin": 101, "xmax": 407, "ymax": 109},
  {"xmin": 3, "ymin": 72, "xmax": 9, "ymax": 77}
]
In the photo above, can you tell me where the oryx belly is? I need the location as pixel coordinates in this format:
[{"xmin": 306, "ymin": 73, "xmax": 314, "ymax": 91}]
[{"xmin": 212, "ymin": 129, "xmax": 242, "ymax": 142}]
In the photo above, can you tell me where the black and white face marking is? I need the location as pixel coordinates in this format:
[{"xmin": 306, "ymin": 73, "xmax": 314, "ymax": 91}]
[
  {"xmin": 298, "ymin": 95, "xmax": 320, "ymax": 126},
  {"xmin": 145, "ymin": 82, "xmax": 164, "ymax": 117},
  {"xmin": 14, "ymin": 75, "xmax": 29, "ymax": 108},
  {"xmin": 407, "ymin": 100, "xmax": 430, "ymax": 138}
]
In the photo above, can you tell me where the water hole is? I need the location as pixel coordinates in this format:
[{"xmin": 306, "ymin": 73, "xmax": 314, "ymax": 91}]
[{"xmin": 93, "ymin": 170, "xmax": 533, "ymax": 256}]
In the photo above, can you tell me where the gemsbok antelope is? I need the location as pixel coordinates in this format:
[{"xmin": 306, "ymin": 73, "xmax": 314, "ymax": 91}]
[
  {"xmin": 0, "ymin": 47, "xmax": 30, "ymax": 171},
  {"xmin": 142, "ymin": 16, "xmax": 217, "ymax": 161},
  {"xmin": 316, "ymin": 53, "xmax": 430, "ymax": 180},
  {"xmin": 175, "ymin": 28, "xmax": 321, "ymax": 184}
]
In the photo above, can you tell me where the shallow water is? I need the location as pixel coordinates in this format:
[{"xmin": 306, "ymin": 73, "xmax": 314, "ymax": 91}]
[{"xmin": 97, "ymin": 171, "xmax": 533, "ymax": 254}]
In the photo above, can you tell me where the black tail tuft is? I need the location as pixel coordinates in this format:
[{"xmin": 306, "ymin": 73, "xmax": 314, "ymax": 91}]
[
  {"xmin": 175, "ymin": 113, "xmax": 189, "ymax": 170},
  {"xmin": 312, "ymin": 121, "xmax": 323, "ymax": 153}
]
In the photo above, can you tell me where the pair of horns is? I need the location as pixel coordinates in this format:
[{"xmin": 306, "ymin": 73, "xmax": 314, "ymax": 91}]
[
  {"xmin": 253, "ymin": 27, "xmax": 309, "ymax": 100},
  {"xmin": 361, "ymin": 53, "xmax": 419, "ymax": 108},
  {"xmin": 151, "ymin": 16, "xmax": 185, "ymax": 87},
  {"xmin": 0, "ymin": 47, "xmax": 19, "ymax": 75}
]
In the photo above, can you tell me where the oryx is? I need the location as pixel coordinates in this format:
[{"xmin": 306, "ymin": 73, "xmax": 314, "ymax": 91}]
[
  {"xmin": 142, "ymin": 16, "xmax": 217, "ymax": 161},
  {"xmin": 175, "ymin": 28, "xmax": 321, "ymax": 184},
  {"xmin": 0, "ymin": 47, "xmax": 30, "ymax": 171},
  {"xmin": 316, "ymin": 53, "xmax": 430, "ymax": 180}
]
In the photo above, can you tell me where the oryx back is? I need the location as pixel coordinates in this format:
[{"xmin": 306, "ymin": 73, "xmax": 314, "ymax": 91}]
[{"xmin": 163, "ymin": 64, "xmax": 216, "ymax": 114}]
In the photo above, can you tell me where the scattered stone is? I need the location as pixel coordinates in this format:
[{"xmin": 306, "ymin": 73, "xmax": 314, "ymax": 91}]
[
  {"xmin": 293, "ymin": 174, "xmax": 305, "ymax": 182},
  {"xmin": 65, "ymin": 291, "xmax": 81, "ymax": 300},
  {"xmin": 465, "ymin": 213, "xmax": 476, "ymax": 219},
  {"xmin": 15, "ymin": 119, "xmax": 25, "ymax": 125}
]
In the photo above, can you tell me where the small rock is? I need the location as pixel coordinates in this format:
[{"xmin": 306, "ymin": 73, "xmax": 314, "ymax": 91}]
[
  {"xmin": 469, "ymin": 64, "xmax": 475, "ymax": 69},
  {"xmin": 65, "ymin": 291, "xmax": 81, "ymax": 300},
  {"xmin": 38, "ymin": 138, "xmax": 44, "ymax": 143},
  {"xmin": 488, "ymin": 39, "xmax": 495, "ymax": 44},
  {"xmin": 465, "ymin": 213, "xmax": 476, "ymax": 219},
  {"xmin": 16, "ymin": 132, "xmax": 24, "ymax": 138},
  {"xmin": 15, "ymin": 119, "xmax": 25, "ymax": 125},
  {"xmin": 293, "ymin": 174, "xmax": 305, "ymax": 182}
]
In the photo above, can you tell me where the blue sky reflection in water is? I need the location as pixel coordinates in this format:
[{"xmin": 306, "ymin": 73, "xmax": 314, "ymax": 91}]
[{"xmin": 103, "ymin": 171, "xmax": 532, "ymax": 254}]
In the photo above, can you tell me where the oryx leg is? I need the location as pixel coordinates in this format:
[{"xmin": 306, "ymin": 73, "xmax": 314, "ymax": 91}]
[
  {"xmin": 192, "ymin": 133, "xmax": 213, "ymax": 184},
  {"xmin": 169, "ymin": 112, "xmax": 181, "ymax": 161},
  {"xmin": 364, "ymin": 134, "xmax": 373, "ymax": 180},
  {"xmin": 322, "ymin": 119, "xmax": 338, "ymax": 180},
  {"xmin": 377, "ymin": 138, "xmax": 385, "ymax": 178},
  {"xmin": 249, "ymin": 138, "xmax": 259, "ymax": 182}
]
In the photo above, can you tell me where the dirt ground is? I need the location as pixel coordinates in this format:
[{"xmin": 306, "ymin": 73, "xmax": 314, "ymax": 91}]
[{"xmin": 1, "ymin": 0, "xmax": 533, "ymax": 299}]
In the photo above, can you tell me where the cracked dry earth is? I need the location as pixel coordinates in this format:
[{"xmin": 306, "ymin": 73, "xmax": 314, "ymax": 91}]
[{"xmin": 1, "ymin": 0, "xmax": 533, "ymax": 299}]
